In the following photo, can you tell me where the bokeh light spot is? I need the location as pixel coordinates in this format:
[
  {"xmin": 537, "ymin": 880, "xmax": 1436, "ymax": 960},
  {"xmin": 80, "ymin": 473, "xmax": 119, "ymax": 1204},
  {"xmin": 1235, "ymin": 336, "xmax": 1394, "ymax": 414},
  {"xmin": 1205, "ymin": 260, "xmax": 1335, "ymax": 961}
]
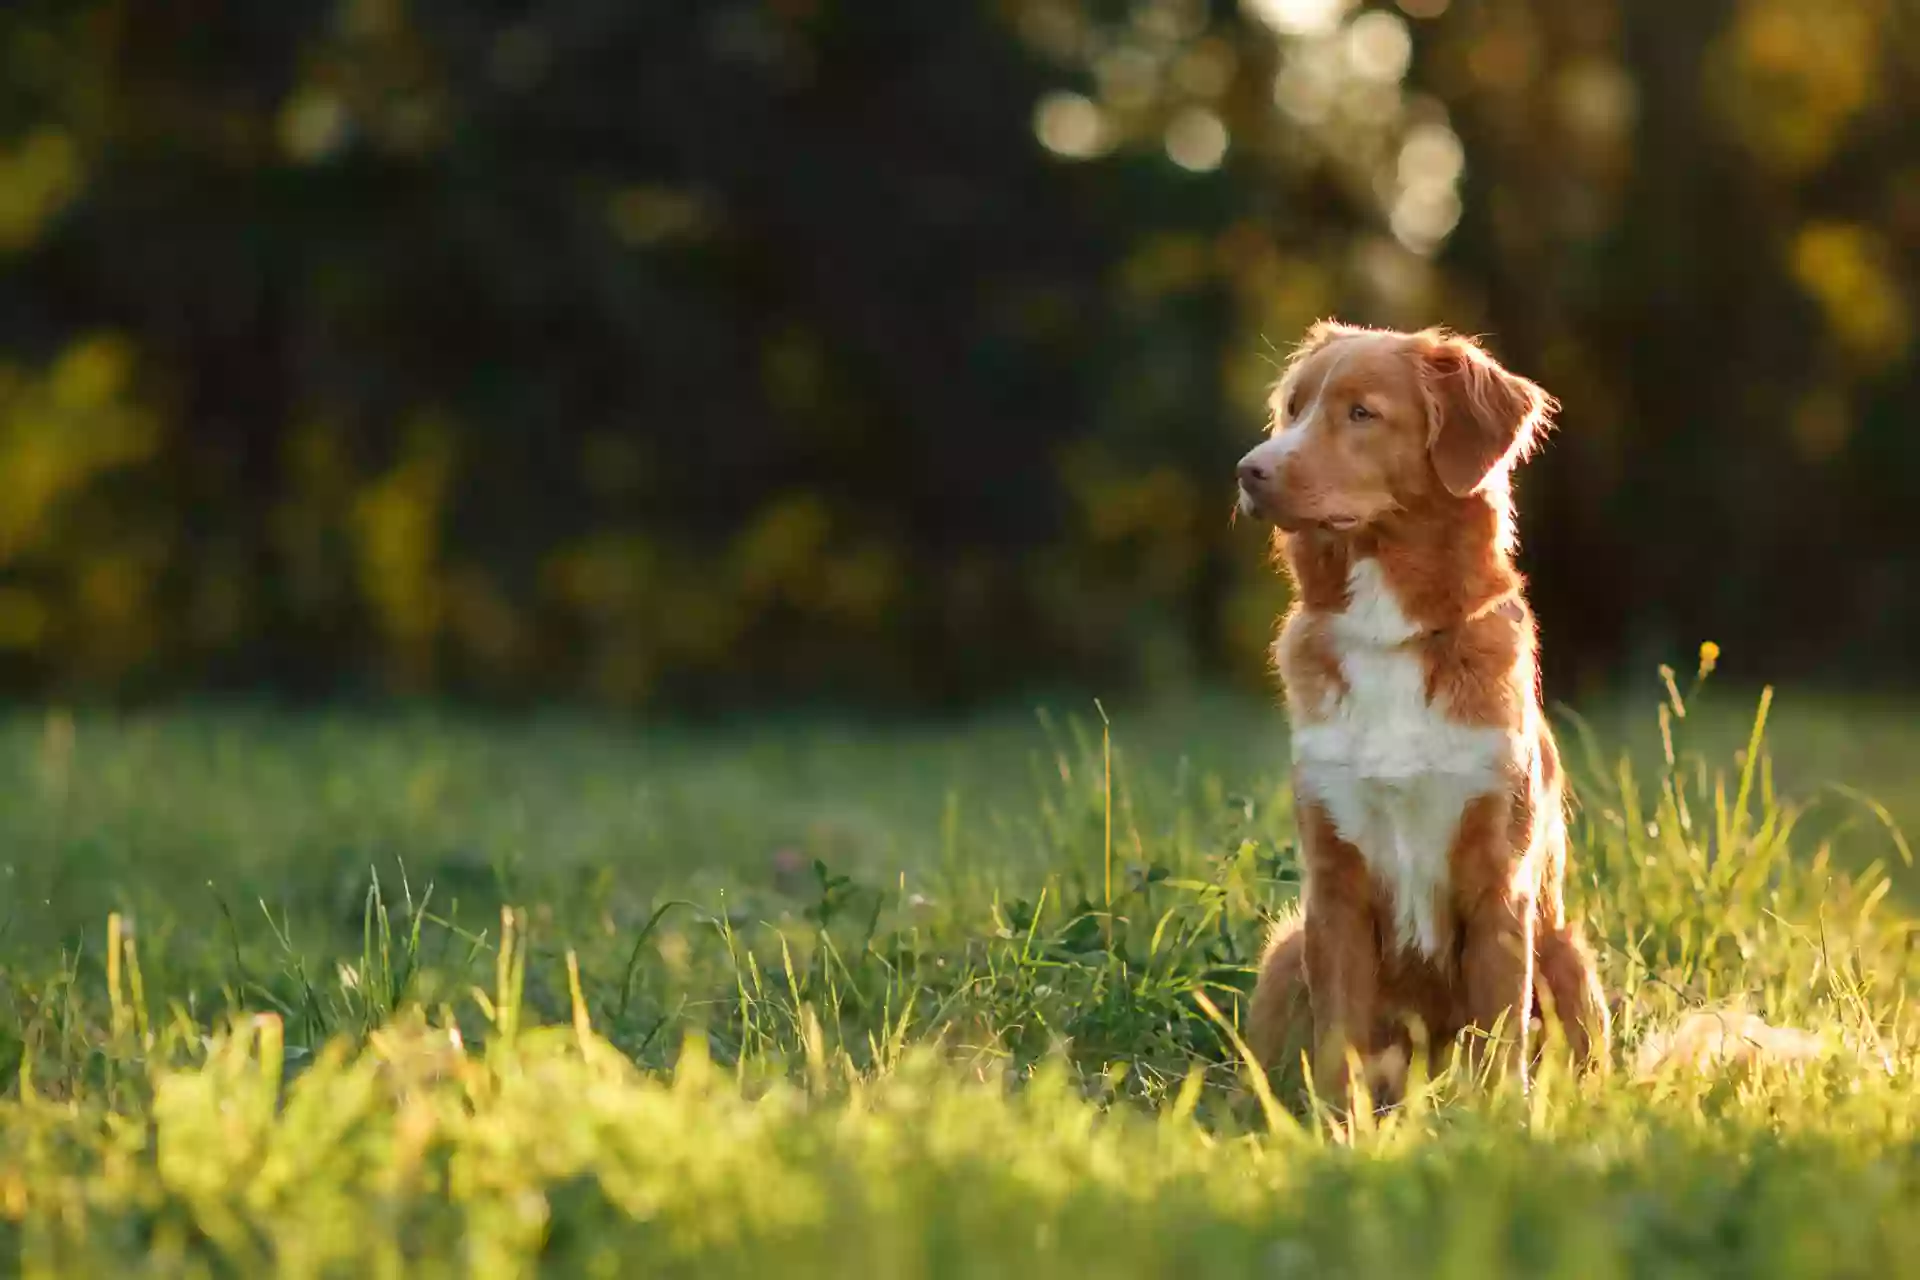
[
  {"xmin": 1165, "ymin": 108, "xmax": 1229, "ymax": 172},
  {"xmin": 1173, "ymin": 40, "xmax": 1237, "ymax": 98},
  {"xmin": 1272, "ymin": 55, "xmax": 1338, "ymax": 125},
  {"xmin": 278, "ymin": 89, "xmax": 349, "ymax": 164},
  {"xmin": 1390, "ymin": 184, "xmax": 1461, "ymax": 254},
  {"xmin": 1033, "ymin": 92, "xmax": 1111, "ymax": 161},
  {"xmin": 1096, "ymin": 46, "xmax": 1160, "ymax": 112},
  {"xmin": 1397, "ymin": 122, "xmax": 1465, "ymax": 190},
  {"xmin": 1347, "ymin": 11, "xmax": 1412, "ymax": 83},
  {"xmin": 1244, "ymin": 0, "xmax": 1354, "ymax": 38}
]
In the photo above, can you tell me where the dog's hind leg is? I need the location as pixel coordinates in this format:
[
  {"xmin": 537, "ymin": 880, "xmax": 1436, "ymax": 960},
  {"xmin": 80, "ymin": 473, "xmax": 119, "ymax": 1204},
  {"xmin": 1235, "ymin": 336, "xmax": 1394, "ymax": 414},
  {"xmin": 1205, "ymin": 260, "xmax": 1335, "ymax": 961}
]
[{"xmin": 1533, "ymin": 922, "xmax": 1611, "ymax": 1072}]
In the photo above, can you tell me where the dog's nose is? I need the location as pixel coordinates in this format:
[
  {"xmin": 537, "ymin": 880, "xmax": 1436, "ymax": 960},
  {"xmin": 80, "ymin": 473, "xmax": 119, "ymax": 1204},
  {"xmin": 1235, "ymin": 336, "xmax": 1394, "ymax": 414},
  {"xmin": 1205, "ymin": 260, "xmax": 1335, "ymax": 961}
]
[{"xmin": 1238, "ymin": 459, "xmax": 1270, "ymax": 487}]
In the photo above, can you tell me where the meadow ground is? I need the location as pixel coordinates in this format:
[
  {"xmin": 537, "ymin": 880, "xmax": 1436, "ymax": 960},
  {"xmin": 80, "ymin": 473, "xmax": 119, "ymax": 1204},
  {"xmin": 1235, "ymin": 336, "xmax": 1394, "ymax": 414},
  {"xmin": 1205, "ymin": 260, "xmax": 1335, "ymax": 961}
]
[{"xmin": 1, "ymin": 669, "xmax": 1919, "ymax": 1276}]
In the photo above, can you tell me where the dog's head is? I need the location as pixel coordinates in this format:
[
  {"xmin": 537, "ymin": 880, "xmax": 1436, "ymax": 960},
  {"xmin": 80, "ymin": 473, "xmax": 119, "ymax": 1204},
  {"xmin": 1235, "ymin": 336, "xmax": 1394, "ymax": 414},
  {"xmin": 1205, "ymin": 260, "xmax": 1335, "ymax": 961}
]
[{"xmin": 1236, "ymin": 322, "xmax": 1556, "ymax": 533}]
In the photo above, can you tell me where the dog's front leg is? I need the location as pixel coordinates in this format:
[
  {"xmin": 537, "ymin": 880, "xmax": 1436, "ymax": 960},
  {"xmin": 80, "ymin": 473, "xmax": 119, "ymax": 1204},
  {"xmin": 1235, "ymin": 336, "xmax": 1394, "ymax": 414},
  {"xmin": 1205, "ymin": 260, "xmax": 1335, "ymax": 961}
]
[
  {"xmin": 1299, "ymin": 800, "xmax": 1381, "ymax": 1103},
  {"xmin": 1447, "ymin": 793, "xmax": 1538, "ymax": 1088},
  {"xmin": 1459, "ymin": 890, "xmax": 1536, "ymax": 1089}
]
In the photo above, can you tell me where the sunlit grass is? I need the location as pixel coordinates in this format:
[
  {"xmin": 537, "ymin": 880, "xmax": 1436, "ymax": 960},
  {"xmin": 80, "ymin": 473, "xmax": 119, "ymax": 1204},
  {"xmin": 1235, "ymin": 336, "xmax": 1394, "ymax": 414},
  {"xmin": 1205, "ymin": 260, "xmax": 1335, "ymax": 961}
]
[{"xmin": 0, "ymin": 676, "xmax": 1915, "ymax": 1274}]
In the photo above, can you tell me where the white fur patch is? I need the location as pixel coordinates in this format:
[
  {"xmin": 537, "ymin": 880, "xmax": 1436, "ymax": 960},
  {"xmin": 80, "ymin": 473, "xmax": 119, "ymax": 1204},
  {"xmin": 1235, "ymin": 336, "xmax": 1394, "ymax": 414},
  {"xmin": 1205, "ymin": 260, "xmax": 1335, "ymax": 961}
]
[
  {"xmin": 1328, "ymin": 559, "xmax": 1422, "ymax": 648},
  {"xmin": 1289, "ymin": 558, "xmax": 1517, "ymax": 956}
]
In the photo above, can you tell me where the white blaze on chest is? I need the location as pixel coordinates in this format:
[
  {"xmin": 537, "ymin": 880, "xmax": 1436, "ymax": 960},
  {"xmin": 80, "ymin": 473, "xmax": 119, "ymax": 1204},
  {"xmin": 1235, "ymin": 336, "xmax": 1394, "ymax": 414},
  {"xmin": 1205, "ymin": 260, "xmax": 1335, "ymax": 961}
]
[{"xmin": 1289, "ymin": 558, "xmax": 1516, "ymax": 957}]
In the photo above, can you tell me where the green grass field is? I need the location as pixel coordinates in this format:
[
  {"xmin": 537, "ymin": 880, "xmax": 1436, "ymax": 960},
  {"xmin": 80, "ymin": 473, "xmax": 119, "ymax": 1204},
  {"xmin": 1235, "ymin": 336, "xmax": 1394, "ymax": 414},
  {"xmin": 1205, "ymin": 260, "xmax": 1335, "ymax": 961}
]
[{"xmin": 2, "ymin": 670, "xmax": 1918, "ymax": 1276}]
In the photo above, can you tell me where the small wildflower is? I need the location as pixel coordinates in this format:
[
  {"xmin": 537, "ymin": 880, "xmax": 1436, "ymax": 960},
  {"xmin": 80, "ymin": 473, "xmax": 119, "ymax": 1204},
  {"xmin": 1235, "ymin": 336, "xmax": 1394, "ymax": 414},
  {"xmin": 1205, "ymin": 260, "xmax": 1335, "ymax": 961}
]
[{"xmin": 1699, "ymin": 640, "xmax": 1720, "ymax": 677}]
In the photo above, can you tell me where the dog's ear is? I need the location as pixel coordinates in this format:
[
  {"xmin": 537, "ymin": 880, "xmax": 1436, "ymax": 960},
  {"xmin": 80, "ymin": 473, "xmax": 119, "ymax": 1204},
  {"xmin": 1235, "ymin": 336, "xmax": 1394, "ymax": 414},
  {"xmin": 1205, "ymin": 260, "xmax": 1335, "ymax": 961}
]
[{"xmin": 1419, "ymin": 334, "xmax": 1556, "ymax": 497}]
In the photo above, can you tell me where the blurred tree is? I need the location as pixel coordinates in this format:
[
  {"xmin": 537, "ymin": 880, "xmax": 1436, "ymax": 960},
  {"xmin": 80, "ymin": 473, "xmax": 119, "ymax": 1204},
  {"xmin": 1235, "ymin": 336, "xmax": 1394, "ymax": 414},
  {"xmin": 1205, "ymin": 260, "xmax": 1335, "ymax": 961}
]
[{"xmin": 0, "ymin": 0, "xmax": 1912, "ymax": 706}]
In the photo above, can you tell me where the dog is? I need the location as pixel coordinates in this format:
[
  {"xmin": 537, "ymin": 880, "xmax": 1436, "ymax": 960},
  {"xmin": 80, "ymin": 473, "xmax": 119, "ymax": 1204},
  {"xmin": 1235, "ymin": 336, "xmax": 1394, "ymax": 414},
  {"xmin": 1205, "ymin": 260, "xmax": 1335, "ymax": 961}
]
[{"xmin": 1235, "ymin": 320, "xmax": 1610, "ymax": 1102}]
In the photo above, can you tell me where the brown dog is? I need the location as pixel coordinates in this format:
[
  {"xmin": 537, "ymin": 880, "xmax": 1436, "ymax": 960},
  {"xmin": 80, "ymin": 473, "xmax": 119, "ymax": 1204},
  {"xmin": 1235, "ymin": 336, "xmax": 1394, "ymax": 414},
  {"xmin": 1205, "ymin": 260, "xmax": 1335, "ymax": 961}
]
[{"xmin": 1236, "ymin": 321, "xmax": 1609, "ymax": 1101}]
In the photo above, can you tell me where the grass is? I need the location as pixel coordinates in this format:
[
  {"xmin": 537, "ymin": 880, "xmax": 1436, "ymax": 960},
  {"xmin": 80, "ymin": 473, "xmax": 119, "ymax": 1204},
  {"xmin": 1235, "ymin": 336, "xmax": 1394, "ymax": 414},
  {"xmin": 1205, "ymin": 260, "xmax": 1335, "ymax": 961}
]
[{"xmin": 0, "ymin": 666, "xmax": 1918, "ymax": 1276}]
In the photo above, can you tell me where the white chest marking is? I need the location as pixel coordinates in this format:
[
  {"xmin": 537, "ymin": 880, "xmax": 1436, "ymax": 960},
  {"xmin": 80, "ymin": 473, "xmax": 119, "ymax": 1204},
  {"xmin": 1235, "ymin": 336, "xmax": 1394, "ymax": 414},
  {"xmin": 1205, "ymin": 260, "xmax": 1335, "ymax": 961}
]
[{"xmin": 1288, "ymin": 559, "xmax": 1516, "ymax": 956}]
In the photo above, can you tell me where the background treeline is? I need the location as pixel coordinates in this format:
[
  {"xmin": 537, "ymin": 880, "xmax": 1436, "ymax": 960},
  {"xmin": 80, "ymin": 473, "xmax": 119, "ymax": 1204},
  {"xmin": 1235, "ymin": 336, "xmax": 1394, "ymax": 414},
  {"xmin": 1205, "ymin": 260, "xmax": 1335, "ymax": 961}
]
[{"xmin": 0, "ymin": 0, "xmax": 1913, "ymax": 707}]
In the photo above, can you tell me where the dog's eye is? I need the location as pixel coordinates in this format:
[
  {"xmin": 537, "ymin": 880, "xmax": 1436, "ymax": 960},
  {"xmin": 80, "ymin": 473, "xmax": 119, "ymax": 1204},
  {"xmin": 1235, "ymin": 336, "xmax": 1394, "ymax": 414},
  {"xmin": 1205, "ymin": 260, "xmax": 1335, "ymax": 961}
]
[
  {"xmin": 1285, "ymin": 395, "xmax": 1300, "ymax": 420},
  {"xmin": 1348, "ymin": 403, "xmax": 1374, "ymax": 422}
]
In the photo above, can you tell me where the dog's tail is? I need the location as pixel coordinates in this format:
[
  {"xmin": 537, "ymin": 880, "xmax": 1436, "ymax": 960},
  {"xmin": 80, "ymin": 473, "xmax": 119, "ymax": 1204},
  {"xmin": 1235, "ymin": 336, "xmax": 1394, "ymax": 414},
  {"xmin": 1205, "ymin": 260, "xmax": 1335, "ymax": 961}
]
[{"xmin": 1633, "ymin": 1008, "xmax": 1827, "ymax": 1078}]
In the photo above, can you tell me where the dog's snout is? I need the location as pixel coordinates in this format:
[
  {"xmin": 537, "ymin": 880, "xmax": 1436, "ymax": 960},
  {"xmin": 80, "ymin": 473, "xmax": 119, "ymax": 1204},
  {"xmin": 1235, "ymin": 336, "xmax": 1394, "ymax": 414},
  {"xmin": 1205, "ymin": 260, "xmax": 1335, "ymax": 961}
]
[{"xmin": 1237, "ymin": 444, "xmax": 1292, "ymax": 523}]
